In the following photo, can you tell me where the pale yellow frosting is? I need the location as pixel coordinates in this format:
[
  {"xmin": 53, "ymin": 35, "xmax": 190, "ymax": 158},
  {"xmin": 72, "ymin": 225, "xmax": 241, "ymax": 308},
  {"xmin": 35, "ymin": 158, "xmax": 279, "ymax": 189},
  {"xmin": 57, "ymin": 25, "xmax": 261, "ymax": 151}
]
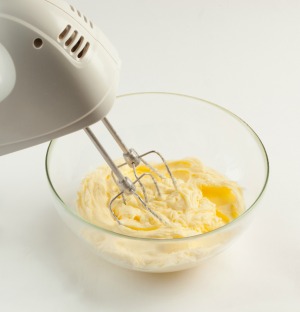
[{"xmin": 77, "ymin": 158, "xmax": 244, "ymax": 239}]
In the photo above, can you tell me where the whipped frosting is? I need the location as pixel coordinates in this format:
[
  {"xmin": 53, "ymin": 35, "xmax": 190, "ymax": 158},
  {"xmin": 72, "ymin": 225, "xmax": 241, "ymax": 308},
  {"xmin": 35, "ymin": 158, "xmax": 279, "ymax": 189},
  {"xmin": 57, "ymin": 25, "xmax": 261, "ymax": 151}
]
[{"xmin": 77, "ymin": 158, "xmax": 244, "ymax": 239}]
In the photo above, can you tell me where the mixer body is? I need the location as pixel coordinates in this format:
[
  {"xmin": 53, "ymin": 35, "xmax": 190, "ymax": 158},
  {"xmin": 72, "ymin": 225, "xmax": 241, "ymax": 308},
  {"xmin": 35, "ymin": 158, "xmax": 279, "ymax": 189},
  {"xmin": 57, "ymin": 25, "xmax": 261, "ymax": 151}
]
[{"xmin": 0, "ymin": 0, "xmax": 120, "ymax": 156}]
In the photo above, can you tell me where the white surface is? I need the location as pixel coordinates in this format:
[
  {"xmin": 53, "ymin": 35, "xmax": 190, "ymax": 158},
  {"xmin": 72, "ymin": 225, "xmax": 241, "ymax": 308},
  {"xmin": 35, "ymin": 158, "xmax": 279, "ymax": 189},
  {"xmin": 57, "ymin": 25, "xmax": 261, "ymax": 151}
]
[{"xmin": 1, "ymin": 0, "xmax": 299, "ymax": 311}]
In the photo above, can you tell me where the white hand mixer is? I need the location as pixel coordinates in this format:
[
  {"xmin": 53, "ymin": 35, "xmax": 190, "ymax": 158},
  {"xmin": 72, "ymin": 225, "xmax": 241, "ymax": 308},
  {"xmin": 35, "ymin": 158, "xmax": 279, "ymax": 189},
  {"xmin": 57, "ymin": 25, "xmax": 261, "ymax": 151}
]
[{"xmin": 0, "ymin": 0, "xmax": 177, "ymax": 223}]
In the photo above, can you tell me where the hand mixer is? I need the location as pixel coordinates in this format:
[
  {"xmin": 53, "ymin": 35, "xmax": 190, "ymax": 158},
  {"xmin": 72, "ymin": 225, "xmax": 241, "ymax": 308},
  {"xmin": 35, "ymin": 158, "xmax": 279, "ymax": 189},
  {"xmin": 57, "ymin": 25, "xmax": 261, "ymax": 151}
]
[{"xmin": 0, "ymin": 0, "xmax": 177, "ymax": 223}]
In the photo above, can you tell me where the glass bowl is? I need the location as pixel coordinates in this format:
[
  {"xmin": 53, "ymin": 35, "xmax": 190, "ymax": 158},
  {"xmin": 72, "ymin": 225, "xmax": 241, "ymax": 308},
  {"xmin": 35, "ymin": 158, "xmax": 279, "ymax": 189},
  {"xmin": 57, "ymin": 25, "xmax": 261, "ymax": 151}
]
[{"xmin": 46, "ymin": 92, "xmax": 269, "ymax": 273}]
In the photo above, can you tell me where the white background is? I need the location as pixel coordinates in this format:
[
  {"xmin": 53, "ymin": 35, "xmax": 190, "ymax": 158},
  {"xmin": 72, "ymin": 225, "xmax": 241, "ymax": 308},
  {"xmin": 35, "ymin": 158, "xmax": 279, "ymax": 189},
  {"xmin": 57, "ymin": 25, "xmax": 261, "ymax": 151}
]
[{"xmin": 1, "ymin": 0, "xmax": 300, "ymax": 311}]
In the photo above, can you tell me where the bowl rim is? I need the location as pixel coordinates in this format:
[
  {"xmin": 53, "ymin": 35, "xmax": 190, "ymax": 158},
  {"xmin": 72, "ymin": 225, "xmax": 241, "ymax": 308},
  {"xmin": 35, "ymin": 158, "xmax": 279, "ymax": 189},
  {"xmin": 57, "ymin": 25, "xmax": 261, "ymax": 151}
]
[{"xmin": 45, "ymin": 92, "xmax": 269, "ymax": 242}]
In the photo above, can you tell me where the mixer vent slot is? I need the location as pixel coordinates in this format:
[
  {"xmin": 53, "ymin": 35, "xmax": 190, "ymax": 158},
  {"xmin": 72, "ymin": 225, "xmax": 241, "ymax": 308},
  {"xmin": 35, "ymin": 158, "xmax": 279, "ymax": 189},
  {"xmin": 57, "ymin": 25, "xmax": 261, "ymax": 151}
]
[
  {"xmin": 69, "ymin": 4, "xmax": 94, "ymax": 29},
  {"xmin": 65, "ymin": 30, "xmax": 78, "ymax": 47},
  {"xmin": 78, "ymin": 42, "xmax": 90, "ymax": 59},
  {"xmin": 71, "ymin": 36, "xmax": 84, "ymax": 53},
  {"xmin": 58, "ymin": 25, "xmax": 90, "ymax": 60},
  {"xmin": 59, "ymin": 25, "xmax": 71, "ymax": 40}
]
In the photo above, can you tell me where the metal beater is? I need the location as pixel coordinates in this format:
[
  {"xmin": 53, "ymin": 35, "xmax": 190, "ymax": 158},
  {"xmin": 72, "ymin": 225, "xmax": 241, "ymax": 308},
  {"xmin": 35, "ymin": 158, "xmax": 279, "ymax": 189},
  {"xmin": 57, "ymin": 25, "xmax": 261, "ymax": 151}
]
[{"xmin": 84, "ymin": 118, "xmax": 177, "ymax": 224}]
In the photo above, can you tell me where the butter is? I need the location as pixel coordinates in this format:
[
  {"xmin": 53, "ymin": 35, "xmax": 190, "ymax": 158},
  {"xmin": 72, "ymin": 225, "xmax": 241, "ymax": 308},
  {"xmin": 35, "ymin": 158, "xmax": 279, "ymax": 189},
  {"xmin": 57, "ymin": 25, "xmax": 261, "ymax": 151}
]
[{"xmin": 77, "ymin": 158, "xmax": 244, "ymax": 239}]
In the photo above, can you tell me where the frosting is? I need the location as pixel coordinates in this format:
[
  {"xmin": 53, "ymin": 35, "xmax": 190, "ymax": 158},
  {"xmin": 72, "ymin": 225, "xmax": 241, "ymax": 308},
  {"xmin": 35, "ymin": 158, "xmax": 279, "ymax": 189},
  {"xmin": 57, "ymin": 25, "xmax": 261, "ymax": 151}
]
[{"xmin": 77, "ymin": 158, "xmax": 244, "ymax": 239}]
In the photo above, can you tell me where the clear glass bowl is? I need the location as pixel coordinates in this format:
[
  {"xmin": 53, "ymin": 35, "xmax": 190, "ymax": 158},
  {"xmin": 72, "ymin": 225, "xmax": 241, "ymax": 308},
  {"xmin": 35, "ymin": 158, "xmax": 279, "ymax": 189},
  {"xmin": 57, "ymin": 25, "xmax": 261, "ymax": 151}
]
[{"xmin": 46, "ymin": 92, "xmax": 269, "ymax": 273}]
